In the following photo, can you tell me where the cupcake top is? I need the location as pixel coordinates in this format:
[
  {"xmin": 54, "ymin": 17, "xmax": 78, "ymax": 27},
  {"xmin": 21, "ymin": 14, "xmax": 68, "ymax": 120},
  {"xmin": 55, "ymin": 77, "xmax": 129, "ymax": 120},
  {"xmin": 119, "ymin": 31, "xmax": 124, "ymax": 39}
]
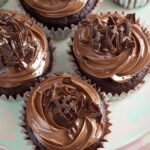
[
  {"xmin": 26, "ymin": 73, "xmax": 106, "ymax": 150},
  {"xmin": 24, "ymin": 0, "xmax": 88, "ymax": 18},
  {"xmin": 0, "ymin": 10, "xmax": 49, "ymax": 88},
  {"xmin": 73, "ymin": 13, "xmax": 150, "ymax": 83}
]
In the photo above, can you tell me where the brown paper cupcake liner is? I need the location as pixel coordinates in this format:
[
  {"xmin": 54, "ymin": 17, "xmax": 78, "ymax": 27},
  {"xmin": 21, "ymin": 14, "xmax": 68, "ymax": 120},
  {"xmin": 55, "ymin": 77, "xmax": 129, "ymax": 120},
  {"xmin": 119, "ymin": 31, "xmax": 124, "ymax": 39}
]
[
  {"xmin": 17, "ymin": 0, "xmax": 103, "ymax": 41},
  {"xmin": 0, "ymin": 12, "xmax": 55, "ymax": 99},
  {"xmin": 20, "ymin": 73, "xmax": 111, "ymax": 150},
  {"xmin": 68, "ymin": 11, "xmax": 150, "ymax": 101}
]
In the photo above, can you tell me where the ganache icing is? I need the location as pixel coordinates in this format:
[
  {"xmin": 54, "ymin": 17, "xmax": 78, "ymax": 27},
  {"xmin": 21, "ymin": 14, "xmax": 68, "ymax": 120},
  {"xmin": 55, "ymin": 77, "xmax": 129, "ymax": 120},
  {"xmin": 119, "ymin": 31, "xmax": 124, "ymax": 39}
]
[
  {"xmin": 73, "ymin": 13, "xmax": 150, "ymax": 83},
  {"xmin": 0, "ymin": 10, "xmax": 49, "ymax": 88},
  {"xmin": 26, "ymin": 73, "xmax": 104, "ymax": 150}
]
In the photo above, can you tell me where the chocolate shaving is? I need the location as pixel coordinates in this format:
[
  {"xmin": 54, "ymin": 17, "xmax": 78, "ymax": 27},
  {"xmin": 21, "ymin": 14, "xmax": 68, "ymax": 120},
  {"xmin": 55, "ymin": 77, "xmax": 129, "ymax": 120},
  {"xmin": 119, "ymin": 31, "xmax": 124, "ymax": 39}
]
[
  {"xmin": 62, "ymin": 77, "xmax": 72, "ymax": 84},
  {"xmin": 126, "ymin": 13, "xmax": 136, "ymax": 24},
  {"xmin": 24, "ymin": 49, "xmax": 34, "ymax": 63},
  {"xmin": 105, "ymin": 31, "xmax": 117, "ymax": 54},
  {"xmin": 122, "ymin": 39, "xmax": 135, "ymax": 50},
  {"xmin": 93, "ymin": 32, "xmax": 101, "ymax": 43},
  {"xmin": 123, "ymin": 20, "xmax": 131, "ymax": 36},
  {"xmin": 42, "ymin": 81, "xmax": 102, "ymax": 128},
  {"xmin": 80, "ymin": 27, "xmax": 90, "ymax": 44},
  {"xmin": 80, "ymin": 13, "xmax": 136, "ymax": 55},
  {"xmin": 0, "ymin": 43, "xmax": 13, "ymax": 63},
  {"xmin": 0, "ymin": 13, "xmax": 37, "ymax": 72},
  {"xmin": 42, "ymin": 89, "xmax": 52, "ymax": 108},
  {"xmin": 16, "ymin": 61, "xmax": 27, "ymax": 71},
  {"xmin": 11, "ymin": 56, "xmax": 20, "ymax": 64},
  {"xmin": 119, "ymin": 30, "xmax": 124, "ymax": 44},
  {"xmin": 92, "ymin": 43, "xmax": 101, "ymax": 52},
  {"xmin": 107, "ymin": 16, "xmax": 118, "ymax": 25},
  {"xmin": 2, "ymin": 13, "xmax": 12, "ymax": 22},
  {"xmin": 114, "ymin": 33, "xmax": 120, "ymax": 53}
]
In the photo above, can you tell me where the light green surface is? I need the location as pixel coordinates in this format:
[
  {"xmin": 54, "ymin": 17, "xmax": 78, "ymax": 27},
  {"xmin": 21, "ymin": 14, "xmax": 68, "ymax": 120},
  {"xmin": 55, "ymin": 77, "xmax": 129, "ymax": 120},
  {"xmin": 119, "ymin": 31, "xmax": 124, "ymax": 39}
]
[{"xmin": 0, "ymin": 0, "xmax": 150, "ymax": 150}]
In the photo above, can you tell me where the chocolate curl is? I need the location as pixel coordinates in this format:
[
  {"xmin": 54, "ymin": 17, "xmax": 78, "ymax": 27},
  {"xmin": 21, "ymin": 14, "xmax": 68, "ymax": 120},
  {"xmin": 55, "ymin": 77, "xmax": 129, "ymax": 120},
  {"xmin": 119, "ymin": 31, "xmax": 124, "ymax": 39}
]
[
  {"xmin": 42, "ymin": 79, "xmax": 103, "ymax": 128},
  {"xmin": 80, "ymin": 13, "xmax": 136, "ymax": 56},
  {"xmin": 126, "ymin": 13, "xmax": 136, "ymax": 24},
  {"xmin": 0, "ymin": 13, "xmax": 37, "ymax": 71}
]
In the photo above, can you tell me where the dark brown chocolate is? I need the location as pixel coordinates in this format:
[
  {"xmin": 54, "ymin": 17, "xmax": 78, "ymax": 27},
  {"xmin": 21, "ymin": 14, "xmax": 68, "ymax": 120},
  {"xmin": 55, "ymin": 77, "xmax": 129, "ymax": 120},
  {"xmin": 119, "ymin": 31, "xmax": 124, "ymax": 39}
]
[
  {"xmin": 80, "ymin": 13, "xmax": 136, "ymax": 56},
  {"xmin": 0, "ymin": 13, "xmax": 36, "ymax": 72},
  {"xmin": 42, "ymin": 80, "xmax": 102, "ymax": 128}
]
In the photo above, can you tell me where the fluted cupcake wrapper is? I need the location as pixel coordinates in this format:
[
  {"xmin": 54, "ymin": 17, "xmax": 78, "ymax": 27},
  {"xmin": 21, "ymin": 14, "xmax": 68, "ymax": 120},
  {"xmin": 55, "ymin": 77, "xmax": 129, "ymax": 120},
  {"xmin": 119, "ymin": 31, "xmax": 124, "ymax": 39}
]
[
  {"xmin": 17, "ymin": 0, "xmax": 103, "ymax": 41},
  {"xmin": 0, "ymin": 11, "xmax": 55, "ymax": 99},
  {"xmin": 113, "ymin": 0, "xmax": 150, "ymax": 9},
  {"xmin": 68, "ymin": 11, "xmax": 150, "ymax": 101},
  {"xmin": 19, "ymin": 73, "xmax": 111, "ymax": 150}
]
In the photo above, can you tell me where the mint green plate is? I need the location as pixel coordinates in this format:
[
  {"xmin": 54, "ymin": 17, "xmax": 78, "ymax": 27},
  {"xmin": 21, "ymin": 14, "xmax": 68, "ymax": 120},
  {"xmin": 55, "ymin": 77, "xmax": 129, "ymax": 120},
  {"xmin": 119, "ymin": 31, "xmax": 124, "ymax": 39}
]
[{"xmin": 0, "ymin": 0, "xmax": 150, "ymax": 150}]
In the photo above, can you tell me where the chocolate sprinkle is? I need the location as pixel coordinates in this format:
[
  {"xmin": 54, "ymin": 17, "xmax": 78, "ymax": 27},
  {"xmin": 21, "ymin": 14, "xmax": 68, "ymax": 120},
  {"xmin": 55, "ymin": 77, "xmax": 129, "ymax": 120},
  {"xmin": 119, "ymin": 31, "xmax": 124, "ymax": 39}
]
[
  {"xmin": 123, "ymin": 20, "xmax": 131, "ymax": 36},
  {"xmin": 62, "ymin": 77, "xmax": 72, "ymax": 84},
  {"xmin": 0, "ymin": 13, "xmax": 36, "ymax": 72},
  {"xmin": 80, "ymin": 13, "xmax": 136, "ymax": 55},
  {"xmin": 42, "ymin": 81, "xmax": 102, "ymax": 128},
  {"xmin": 126, "ymin": 13, "xmax": 136, "ymax": 24}
]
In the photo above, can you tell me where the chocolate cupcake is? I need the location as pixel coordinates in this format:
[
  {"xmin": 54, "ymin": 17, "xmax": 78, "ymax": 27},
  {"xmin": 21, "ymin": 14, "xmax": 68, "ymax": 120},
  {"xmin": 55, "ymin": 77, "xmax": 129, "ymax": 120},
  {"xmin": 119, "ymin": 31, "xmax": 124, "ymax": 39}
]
[
  {"xmin": 71, "ymin": 12, "xmax": 150, "ymax": 96},
  {"xmin": 0, "ymin": 10, "xmax": 53, "ymax": 98},
  {"xmin": 20, "ymin": 0, "xmax": 100, "ymax": 30},
  {"xmin": 22, "ymin": 73, "xmax": 111, "ymax": 150},
  {"xmin": 113, "ymin": 0, "xmax": 150, "ymax": 9}
]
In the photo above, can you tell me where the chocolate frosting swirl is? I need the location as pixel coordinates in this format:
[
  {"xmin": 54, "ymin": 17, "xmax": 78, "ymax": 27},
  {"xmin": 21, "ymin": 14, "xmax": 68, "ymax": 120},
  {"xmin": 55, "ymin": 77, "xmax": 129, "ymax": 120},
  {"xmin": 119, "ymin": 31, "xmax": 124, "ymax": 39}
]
[
  {"xmin": 0, "ymin": 10, "xmax": 49, "ymax": 88},
  {"xmin": 26, "ymin": 73, "xmax": 104, "ymax": 150},
  {"xmin": 24, "ymin": 0, "xmax": 88, "ymax": 18},
  {"xmin": 73, "ymin": 13, "xmax": 150, "ymax": 83}
]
